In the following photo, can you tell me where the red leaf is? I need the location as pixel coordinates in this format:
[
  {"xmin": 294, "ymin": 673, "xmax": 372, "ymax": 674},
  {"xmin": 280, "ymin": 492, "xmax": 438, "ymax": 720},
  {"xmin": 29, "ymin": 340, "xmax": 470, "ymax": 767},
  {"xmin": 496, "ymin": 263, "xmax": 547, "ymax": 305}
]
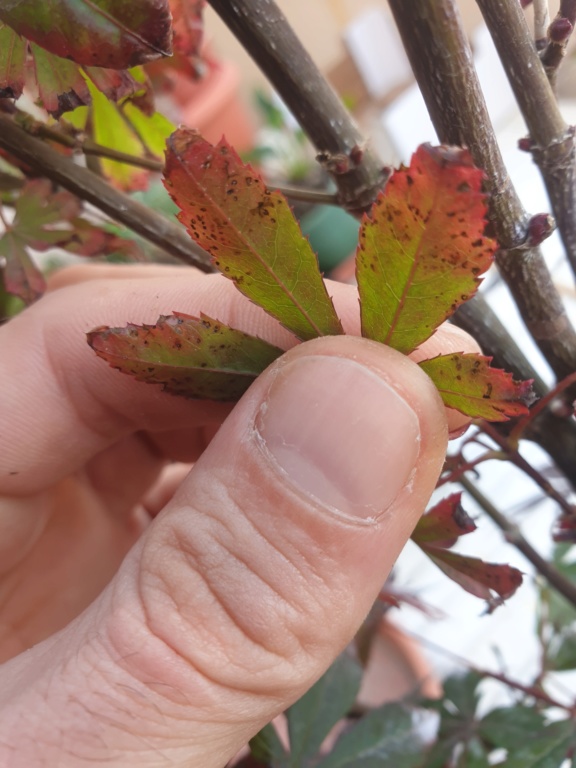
[
  {"xmin": 418, "ymin": 352, "xmax": 535, "ymax": 421},
  {"xmin": 170, "ymin": 0, "xmax": 204, "ymax": 60},
  {"xmin": 421, "ymin": 546, "xmax": 523, "ymax": 610},
  {"xmin": 412, "ymin": 493, "xmax": 476, "ymax": 547},
  {"xmin": 83, "ymin": 66, "xmax": 139, "ymax": 103},
  {"xmin": 88, "ymin": 312, "xmax": 283, "ymax": 401},
  {"xmin": 163, "ymin": 129, "xmax": 343, "ymax": 341},
  {"xmin": 357, "ymin": 144, "xmax": 496, "ymax": 354},
  {"xmin": 0, "ymin": 231, "xmax": 46, "ymax": 304},
  {"xmin": 0, "ymin": 0, "xmax": 172, "ymax": 69}
]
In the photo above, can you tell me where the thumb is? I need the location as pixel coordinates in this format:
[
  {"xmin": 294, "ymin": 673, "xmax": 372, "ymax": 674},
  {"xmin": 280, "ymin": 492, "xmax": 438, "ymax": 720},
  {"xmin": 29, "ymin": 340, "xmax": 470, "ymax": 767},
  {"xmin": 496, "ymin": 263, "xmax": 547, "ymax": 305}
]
[{"xmin": 0, "ymin": 335, "xmax": 447, "ymax": 767}]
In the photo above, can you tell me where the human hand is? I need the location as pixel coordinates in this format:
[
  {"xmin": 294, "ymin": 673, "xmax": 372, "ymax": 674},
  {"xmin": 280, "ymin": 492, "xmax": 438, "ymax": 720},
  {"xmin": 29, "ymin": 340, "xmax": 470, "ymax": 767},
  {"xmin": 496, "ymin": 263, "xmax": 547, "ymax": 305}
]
[{"xmin": 0, "ymin": 264, "xmax": 478, "ymax": 766}]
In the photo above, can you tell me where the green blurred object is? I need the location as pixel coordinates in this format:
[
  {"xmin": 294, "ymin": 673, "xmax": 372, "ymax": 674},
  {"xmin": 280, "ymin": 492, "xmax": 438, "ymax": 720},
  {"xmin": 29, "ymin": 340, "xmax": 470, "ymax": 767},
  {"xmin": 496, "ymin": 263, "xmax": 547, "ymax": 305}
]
[{"xmin": 299, "ymin": 204, "xmax": 359, "ymax": 272}]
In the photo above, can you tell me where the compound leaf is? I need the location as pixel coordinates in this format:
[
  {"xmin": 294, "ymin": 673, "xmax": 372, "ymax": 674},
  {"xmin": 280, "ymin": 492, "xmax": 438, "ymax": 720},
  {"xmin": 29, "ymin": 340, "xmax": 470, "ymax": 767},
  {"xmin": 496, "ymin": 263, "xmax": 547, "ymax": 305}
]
[
  {"xmin": 357, "ymin": 144, "xmax": 495, "ymax": 354},
  {"xmin": 87, "ymin": 312, "xmax": 283, "ymax": 400},
  {"xmin": 0, "ymin": 0, "xmax": 171, "ymax": 69},
  {"xmin": 419, "ymin": 352, "xmax": 534, "ymax": 421},
  {"xmin": 164, "ymin": 129, "xmax": 343, "ymax": 341}
]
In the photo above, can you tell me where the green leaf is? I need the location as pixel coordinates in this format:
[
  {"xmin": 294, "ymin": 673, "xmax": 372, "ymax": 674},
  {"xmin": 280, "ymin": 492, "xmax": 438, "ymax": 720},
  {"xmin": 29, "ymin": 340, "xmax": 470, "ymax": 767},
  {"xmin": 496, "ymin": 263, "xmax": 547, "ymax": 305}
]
[
  {"xmin": 501, "ymin": 719, "xmax": 576, "ymax": 768},
  {"xmin": 418, "ymin": 353, "xmax": 534, "ymax": 421},
  {"xmin": 479, "ymin": 706, "xmax": 547, "ymax": 751},
  {"xmin": 286, "ymin": 654, "xmax": 362, "ymax": 764},
  {"xmin": 315, "ymin": 703, "xmax": 425, "ymax": 768},
  {"xmin": 440, "ymin": 672, "xmax": 483, "ymax": 721},
  {"xmin": 419, "ymin": 673, "xmax": 483, "ymax": 768},
  {"xmin": 550, "ymin": 630, "xmax": 576, "ymax": 670},
  {"xmin": 82, "ymin": 78, "xmax": 172, "ymax": 190},
  {"xmin": 163, "ymin": 129, "xmax": 343, "ymax": 341},
  {"xmin": 357, "ymin": 144, "xmax": 495, "ymax": 354},
  {"xmin": 249, "ymin": 722, "xmax": 289, "ymax": 766},
  {"xmin": 87, "ymin": 312, "xmax": 284, "ymax": 401},
  {"xmin": 0, "ymin": 0, "xmax": 172, "ymax": 69},
  {"xmin": 412, "ymin": 493, "xmax": 476, "ymax": 546},
  {"xmin": 31, "ymin": 43, "xmax": 91, "ymax": 117},
  {"xmin": 0, "ymin": 23, "xmax": 26, "ymax": 99}
]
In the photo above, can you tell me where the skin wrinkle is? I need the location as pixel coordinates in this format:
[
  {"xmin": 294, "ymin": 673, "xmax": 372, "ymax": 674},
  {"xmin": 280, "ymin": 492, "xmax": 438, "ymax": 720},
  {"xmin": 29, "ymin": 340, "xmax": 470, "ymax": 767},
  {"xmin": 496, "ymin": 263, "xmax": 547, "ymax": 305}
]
[
  {"xmin": 160, "ymin": 475, "xmax": 336, "ymax": 663},
  {"xmin": 146, "ymin": 520, "xmax": 306, "ymax": 691}
]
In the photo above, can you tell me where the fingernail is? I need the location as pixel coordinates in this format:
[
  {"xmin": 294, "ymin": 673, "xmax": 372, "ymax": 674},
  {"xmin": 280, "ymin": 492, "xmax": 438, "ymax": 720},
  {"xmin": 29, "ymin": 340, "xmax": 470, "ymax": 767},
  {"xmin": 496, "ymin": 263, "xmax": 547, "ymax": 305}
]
[{"xmin": 255, "ymin": 355, "xmax": 421, "ymax": 523}]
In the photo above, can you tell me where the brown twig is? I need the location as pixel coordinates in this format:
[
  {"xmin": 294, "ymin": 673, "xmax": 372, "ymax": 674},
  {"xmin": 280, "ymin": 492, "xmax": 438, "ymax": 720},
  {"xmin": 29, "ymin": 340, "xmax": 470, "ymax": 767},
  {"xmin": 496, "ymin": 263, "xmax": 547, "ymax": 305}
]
[
  {"xmin": 206, "ymin": 0, "xmax": 388, "ymax": 215},
  {"xmin": 478, "ymin": 422, "xmax": 576, "ymax": 518},
  {"xmin": 408, "ymin": 627, "xmax": 576, "ymax": 712},
  {"xmin": 269, "ymin": 183, "xmax": 339, "ymax": 206},
  {"xmin": 388, "ymin": 0, "xmax": 576, "ymax": 385},
  {"xmin": 0, "ymin": 114, "xmax": 212, "ymax": 272},
  {"xmin": 460, "ymin": 475, "xmax": 576, "ymax": 610},
  {"xmin": 477, "ymin": 0, "xmax": 576, "ymax": 287}
]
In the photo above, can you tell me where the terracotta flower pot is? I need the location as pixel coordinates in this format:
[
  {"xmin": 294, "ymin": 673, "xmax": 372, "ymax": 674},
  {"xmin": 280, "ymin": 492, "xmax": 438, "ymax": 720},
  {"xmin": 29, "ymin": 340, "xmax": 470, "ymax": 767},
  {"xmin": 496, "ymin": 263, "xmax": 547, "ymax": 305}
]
[{"xmin": 161, "ymin": 57, "xmax": 256, "ymax": 153}]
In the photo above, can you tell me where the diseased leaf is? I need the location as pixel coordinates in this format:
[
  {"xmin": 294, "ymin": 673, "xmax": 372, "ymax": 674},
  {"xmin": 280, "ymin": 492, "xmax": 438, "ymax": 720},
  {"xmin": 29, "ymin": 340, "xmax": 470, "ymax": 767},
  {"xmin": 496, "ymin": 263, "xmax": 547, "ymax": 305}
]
[
  {"xmin": 419, "ymin": 352, "xmax": 534, "ymax": 421},
  {"xmin": 0, "ymin": 23, "xmax": 26, "ymax": 99},
  {"xmin": 0, "ymin": 179, "xmax": 142, "ymax": 303},
  {"xmin": 163, "ymin": 129, "xmax": 343, "ymax": 341},
  {"xmin": 287, "ymin": 654, "xmax": 362, "ymax": 764},
  {"xmin": 357, "ymin": 144, "xmax": 495, "ymax": 354},
  {"xmin": 0, "ymin": 0, "xmax": 172, "ymax": 69},
  {"xmin": 412, "ymin": 493, "xmax": 476, "ymax": 547},
  {"xmin": 83, "ymin": 65, "xmax": 139, "ymax": 103},
  {"xmin": 0, "ymin": 231, "xmax": 46, "ymax": 304},
  {"xmin": 31, "ymin": 43, "xmax": 91, "ymax": 117},
  {"xmin": 87, "ymin": 312, "xmax": 284, "ymax": 400},
  {"xmin": 422, "ymin": 546, "xmax": 523, "ymax": 609}
]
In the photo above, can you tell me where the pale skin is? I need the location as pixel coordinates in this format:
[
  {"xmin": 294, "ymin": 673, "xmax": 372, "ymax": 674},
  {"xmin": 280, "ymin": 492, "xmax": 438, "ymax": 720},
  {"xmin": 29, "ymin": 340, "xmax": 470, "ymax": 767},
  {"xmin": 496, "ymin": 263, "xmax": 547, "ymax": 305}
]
[{"xmin": 0, "ymin": 264, "xmax": 479, "ymax": 766}]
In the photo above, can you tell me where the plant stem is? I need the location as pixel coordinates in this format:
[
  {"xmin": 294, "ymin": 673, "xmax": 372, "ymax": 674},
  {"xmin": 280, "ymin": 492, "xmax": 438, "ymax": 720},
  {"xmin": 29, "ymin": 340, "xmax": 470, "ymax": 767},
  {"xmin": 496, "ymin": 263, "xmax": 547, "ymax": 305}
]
[
  {"xmin": 388, "ymin": 0, "xmax": 576, "ymax": 384},
  {"xmin": 479, "ymin": 422, "xmax": 576, "ymax": 518},
  {"xmin": 270, "ymin": 183, "xmax": 339, "ymax": 206},
  {"xmin": 460, "ymin": 474, "xmax": 576, "ymax": 609},
  {"xmin": 15, "ymin": 112, "xmax": 166, "ymax": 172},
  {"xmin": 0, "ymin": 114, "xmax": 212, "ymax": 272},
  {"xmin": 452, "ymin": 294, "xmax": 576, "ymax": 487},
  {"xmin": 408, "ymin": 628, "xmax": 575, "ymax": 711},
  {"xmin": 477, "ymin": 0, "xmax": 576, "ymax": 285},
  {"xmin": 206, "ymin": 0, "xmax": 388, "ymax": 215}
]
